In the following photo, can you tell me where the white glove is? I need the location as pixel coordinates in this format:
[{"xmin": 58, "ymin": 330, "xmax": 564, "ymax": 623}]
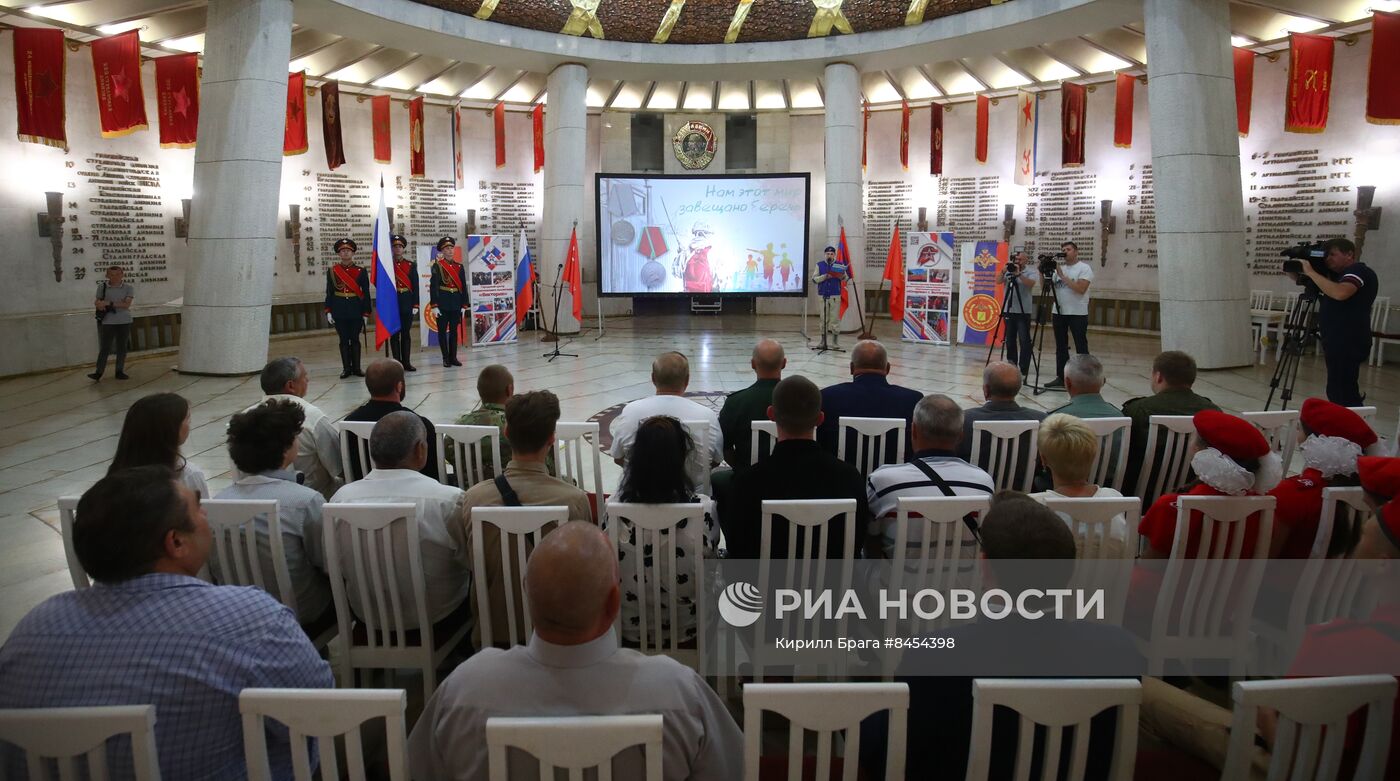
[
  {"xmin": 326, "ymin": 313, "xmax": 334, "ymax": 325},
  {"xmin": 433, "ymin": 306, "xmax": 442, "ymax": 318}
]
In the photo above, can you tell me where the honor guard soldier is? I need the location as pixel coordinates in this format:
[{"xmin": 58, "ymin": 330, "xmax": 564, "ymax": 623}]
[
  {"xmin": 429, "ymin": 236, "xmax": 466, "ymax": 367},
  {"xmin": 325, "ymin": 238, "xmax": 371, "ymax": 379},
  {"xmin": 390, "ymin": 234, "xmax": 419, "ymax": 371}
]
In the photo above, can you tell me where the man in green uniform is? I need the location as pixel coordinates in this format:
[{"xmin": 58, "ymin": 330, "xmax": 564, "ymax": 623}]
[{"xmin": 1121, "ymin": 350, "xmax": 1220, "ymax": 494}]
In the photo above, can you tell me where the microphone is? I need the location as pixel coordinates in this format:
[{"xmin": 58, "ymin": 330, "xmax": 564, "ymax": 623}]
[{"xmin": 557, "ymin": 263, "xmax": 564, "ymax": 269}]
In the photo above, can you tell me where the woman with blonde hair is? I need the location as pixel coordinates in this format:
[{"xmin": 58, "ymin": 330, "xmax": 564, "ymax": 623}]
[{"xmin": 1030, "ymin": 413, "xmax": 1127, "ymax": 557}]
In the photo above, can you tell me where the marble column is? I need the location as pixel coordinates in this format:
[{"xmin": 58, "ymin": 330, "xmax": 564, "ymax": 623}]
[
  {"xmin": 177, "ymin": 0, "xmax": 292, "ymax": 374},
  {"xmin": 1144, "ymin": 0, "xmax": 1252, "ymax": 368},
  {"xmin": 824, "ymin": 62, "xmax": 865, "ymax": 332},
  {"xmin": 540, "ymin": 63, "xmax": 588, "ymax": 335}
]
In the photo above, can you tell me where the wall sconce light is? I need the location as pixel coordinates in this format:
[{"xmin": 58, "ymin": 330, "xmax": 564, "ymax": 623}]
[
  {"xmin": 386, "ymin": 207, "xmax": 396, "ymax": 236},
  {"xmin": 916, "ymin": 207, "xmax": 929, "ymax": 233},
  {"xmin": 1099, "ymin": 199, "xmax": 1117, "ymax": 267},
  {"xmin": 1001, "ymin": 204, "xmax": 1017, "ymax": 243},
  {"xmin": 37, "ymin": 191, "xmax": 64, "ymax": 282},
  {"xmin": 174, "ymin": 198, "xmax": 192, "ymax": 241},
  {"xmin": 465, "ymin": 208, "xmax": 478, "ymax": 238},
  {"xmin": 285, "ymin": 204, "xmax": 302, "ymax": 273},
  {"xmin": 1355, "ymin": 186, "xmax": 1383, "ymax": 258}
]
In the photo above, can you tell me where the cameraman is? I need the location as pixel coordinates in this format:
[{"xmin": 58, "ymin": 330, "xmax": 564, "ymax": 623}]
[
  {"xmin": 1300, "ymin": 237, "xmax": 1378, "ymax": 405},
  {"xmin": 1003, "ymin": 249, "xmax": 1039, "ymax": 377},
  {"xmin": 1044, "ymin": 241, "xmax": 1094, "ymax": 390}
]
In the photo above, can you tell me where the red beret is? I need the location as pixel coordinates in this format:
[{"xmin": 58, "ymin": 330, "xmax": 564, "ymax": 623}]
[
  {"xmin": 1193, "ymin": 410, "xmax": 1270, "ymax": 461},
  {"xmin": 1358, "ymin": 456, "xmax": 1400, "ymax": 500},
  {"xmin": 1300, "ymin": 398, "xmax": 1378, "ymax": 448}
]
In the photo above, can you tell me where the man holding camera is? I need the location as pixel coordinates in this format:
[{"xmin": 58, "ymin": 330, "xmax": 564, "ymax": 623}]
[
  {"xmin": 1300, "ymin": 238, "xmax": 1378, "ymax": 406},
  {"xmin": 1003, "ymin": 250, "xmax": 1039, "ymax": 378},
  {"xmin": 1043, "ymin": 241, "xmax": 1094, "ymax": 390},
  {"xmin": 89, "ymin": 264, "xmax": 134, "ymax": 381}
]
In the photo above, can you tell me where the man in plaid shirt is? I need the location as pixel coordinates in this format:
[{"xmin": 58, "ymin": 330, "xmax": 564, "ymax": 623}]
[{"xmin": 0, "ymin": 465, "xmax": 333, "ymax": 779}]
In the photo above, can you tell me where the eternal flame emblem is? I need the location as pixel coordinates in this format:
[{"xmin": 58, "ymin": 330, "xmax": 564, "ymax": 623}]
[{"xmin": 672, "ymin": 120, "xmax": 717, "ymax": 170}]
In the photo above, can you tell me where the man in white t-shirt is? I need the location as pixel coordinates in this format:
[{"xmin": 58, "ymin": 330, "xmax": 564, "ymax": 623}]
[
  {"xmin": 1043, "ymin": 241, "xmax": 1094, "ymax": 390},
  {"xmin": 608, "ymin": 351, "xmax": 724, "ymax": 490}
]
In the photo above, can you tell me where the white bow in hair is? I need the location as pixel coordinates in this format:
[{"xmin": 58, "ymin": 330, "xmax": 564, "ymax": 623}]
[{"xmin": 1299, "ymin": 435, "xmax": 1363, "ymax": 479}]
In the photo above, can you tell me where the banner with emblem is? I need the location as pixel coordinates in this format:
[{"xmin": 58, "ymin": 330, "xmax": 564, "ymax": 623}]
[
  {"xmin": 1113, "ymin": 73, "xmax": 1134, "ymax": 148},
  {"xmin": 974, "ymin": 94, "xmax": 989, "ymax": 164},
  {"xmin": 284, "ymin": 71, "xmax": 308, "ymax": 155},
  {"xmin": 371, "ymin": 94, "xmax": 391, "ymax": 164},
  {"xmin": 13, "ymin": 28, "xmax": 68, "ymax": 150},
  {"xmin": 465, "ymin": 234, "xmax": 518, "ymax": 346},
  {"xmin": 902, "ymin": 231, "xmax": 954, "ymax": 346},
  {"xmin": 452, "ymin": 103, "xmax": 465, "ymax": 190},
  {"xmin": 532, "ymin": 104, "xmax": 545, "ymax": 172},
  {"xmin": 929, "ymin": 102, "xmax": 943, "ymax": 175},
  {"xmin": 1285, "ymin": 33, "xmax": 1333, "ymax": 134},
  {"xmin": 1369, "ymin": 11, "xmax": 1400, "ymax": 124},
  {"xmin": 90, "ymin": 30, "xmax": 147, "ymax": 138},
  {"xmin": 899, "ymin": 100, "xmax": 910, "ymax": 171},
  {"xmin": 409, "ymin": 96, "xmax": 426, "ymax": 178},
  {"xmin": 320, "ymin": 80, "xmax": 346, "ymax": 170},
  {"xmin": 1014, "ymin": 90, "xmax": 1036, "ymax": 185},
  {"xmin": 494, "ymin": 102, "xmax": 506, "ymax": 169},
  {"xmin": 155, "ymin": 53, "xmax": 198, "ymax": 148},
  {"xmin": 1061, "ymin": 81, "xmax": 1086, "ymax": 167},
  {"xmin": 957, "ymin": 240, "xmax": 1008, "ymax": 346},
  {"xmin": 1234, "ymin": 48, "xmax": 1255, "ymax": 136}
]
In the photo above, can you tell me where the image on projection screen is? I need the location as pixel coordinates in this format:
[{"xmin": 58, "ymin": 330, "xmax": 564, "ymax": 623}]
[{"xmin": 595, "ymin": 173, "xmax": 810, "ymax": 297}]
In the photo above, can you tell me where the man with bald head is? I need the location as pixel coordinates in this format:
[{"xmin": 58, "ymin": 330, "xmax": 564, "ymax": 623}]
[
  {"xmin": 718, "ymin": 338, "xmax": 786, "ymax": 469},
  {"xmin": 957, "ymin": 362, "xmax": 1046, "ymax": 465},
  {"xmin": 343, "ymin": 357, "xmax": 438, "ymax": 480},
  {"xmin": 608, "ymin": 351, "xmax": 724, "ymax": 489},
  {"xmin": 409, "ymin": 521, "xmax": 742, "ymax": 781},
  {"xmin": 817, "ymin": 339, "xmax": 923, "ymax": 462}
]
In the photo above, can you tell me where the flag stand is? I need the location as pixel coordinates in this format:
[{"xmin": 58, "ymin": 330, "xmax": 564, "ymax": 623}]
[
  {"xmin": 860, "ymin": 220, "xmax": 901, "ymax": 341},
  {"xmin": 541, "ymin": 220, "xmax": 579, "ymax": 362}
]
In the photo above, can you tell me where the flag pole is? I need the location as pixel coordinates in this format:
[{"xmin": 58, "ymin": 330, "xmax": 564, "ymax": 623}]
[
  {"xmin": 861, "ymin": 220, "xmax": 895, "ymax": 341},
  {"xmin": 840, "ymin": 215, "xmax": 870, "ymax": 342}
]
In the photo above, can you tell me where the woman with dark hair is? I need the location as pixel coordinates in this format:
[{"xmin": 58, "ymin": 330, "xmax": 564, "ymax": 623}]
[
  {"xmin": 109, "ymin": 392, "xmax": 208, "ymax": 500},
  {"xmin": 614, "ymin": 415, "xmax": 717, "ymax": 644}
]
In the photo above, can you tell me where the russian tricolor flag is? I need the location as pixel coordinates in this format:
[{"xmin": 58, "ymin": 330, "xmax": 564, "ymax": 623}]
[
  {"xmin": 372, "ymin": 177, "xmax": 399, "ymax": 349},
  {"xmin": 516, "ymin": 229, "xmax": 536, "ymax": 325}
]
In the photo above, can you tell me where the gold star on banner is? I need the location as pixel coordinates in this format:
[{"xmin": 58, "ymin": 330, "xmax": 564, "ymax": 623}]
[
  {"xmin": 905, "ymin": 0, "xmax": 929, "ymax": 25},
  {"xmin": 474, "ymin": 0, "xmax": 499, "ymax": 20},
  {"xmin": 652, "ymin": 0, "xmax": 686, "ymax": 44},
  {"xmin": 724, "ymin": 0, "xmax": 754, "ymax": 43},
  {"xmin": 561, "ymin": 0, "xmax": 604, "ymax": 39},
  {"xmin": 808, "ymin": 0, "xmax": 853, "ymax": 37}
]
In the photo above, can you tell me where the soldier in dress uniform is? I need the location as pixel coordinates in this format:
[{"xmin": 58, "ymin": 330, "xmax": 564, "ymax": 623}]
[
  {"xmin": 429, "ymin": 236, "xmax": 466, "ymax": 368},
  {"xmin": 389, "ymin": 234, "xmax": 419, "ymax": 372},
  {"xmin": 325, "ymin": 238, "xmax": 371, "ymax": 379}
]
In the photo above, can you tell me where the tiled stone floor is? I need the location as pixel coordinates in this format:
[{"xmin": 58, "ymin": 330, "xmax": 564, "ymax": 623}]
[{"xmin": 1, "ymin": 314, "xmax": 1395, "ymax": 641}]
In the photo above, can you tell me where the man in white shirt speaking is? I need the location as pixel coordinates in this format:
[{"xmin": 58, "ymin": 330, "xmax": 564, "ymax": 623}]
[
  {"xmin": 608, "ymin": 351, "xmax": 724, "ymax": 490},
  {"xmin": 1043, "ymin": 241, "xmax": 1094, "ymax": 391}
]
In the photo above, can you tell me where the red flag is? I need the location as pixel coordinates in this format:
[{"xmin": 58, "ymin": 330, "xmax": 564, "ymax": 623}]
[
  {"xmin": 90, "ymin": 31, "xmax": 147, "ymax": 138},
  {"xmin": 532, "ymin": 104, "xmax": 545, "ymax": 172},
  {"xmin": 320, "ymin": 80, "xmax": 345, "ymax": 170},
  {"xmin": 898, "ymin": 100, "xmax": 910, "ymax": 171},
  {"xmin": 452, "ymin": 104, "xmax": 464, "ymax": 189},
  {"xmin": 930, "ymin": 102, "xmax": 943, "ymax": 175},
  {"xmin": 371, "ymin": 94, "xmax": 391, "ymax": 164},
  {"xmin": 861, "ymin": 101, "xmax": 869, "ymax": 170},
  {"xmin": 284, "ymin": 71, "xmax": 308, "ymax": 155},
  {"xmin": 494, "ymin": 102, "xmax": 506, "ymax": 169},
  {"xmin": 1113, "ymin": 73, "xmax": 1134, "ymax": 148},
  {"xmin": 154, "ymin": 53, "xmax": 198, "ymax": 148},
  {"xmin": 13, "ymin": 28, "xmax": 67, "ymax": 151},
  {"xmin": 1061, "ymin": 81, "xmax": 1086, "ymax": 167},
  {"xmin": 1234, "ymin": 48, "xmax": 1255, "ymax": 136},
  {"xmin": 563, "ymin": 227, "xmax": 583, "ymax": 322},
  {"xmin": 883, "ymin": 224, "xmax": 904, "ymax": 323},
  {"xmin": 1367, "ymin": 11, "xmax": 1400, "ymax": 124},
  {"xmin": 1285, "ymin": 33, "xmax": 1333, "ymax": 134},
  {"xmin": 408, "ymin": 96, "xmax": 425, "ymax": 178},
  {"xmin": 837, "ymin": 225, "xmax": 852, "ymax": 319},
  {"xmin": 974, "ymin": 94, "xmax": 990, "ymax": 164}
]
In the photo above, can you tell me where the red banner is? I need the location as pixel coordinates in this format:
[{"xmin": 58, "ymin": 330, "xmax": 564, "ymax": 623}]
[
  {"xmin": 930, "ymin": 102, "xmax": 943, "ymax": 175},
  {"xmin": 320, "ymin": 80, "xmax": 345, "ymax": 170},
  {"xmin": 408, "ymin": 96, "xmax": 425, "ymax": 178},
  {"xmin": 1061, "ymin": 81, "xmax": 1086, "ymax": 167},
  {"xmin": 494, "ymin": 102, "xmax": 506, "ymax": 169},
  {"xmin": 898, "ymin": 100, "xmax": 910, "ymax": 171},
  {"xmin": 452, "ymin": 104, "xmax": 464, "ymax": 189},
  {"xmin": 1232, "ymin": 48, "xmax": 1255, "ymax": 136},
  {"xmin": 883, "ymin": 223, "xmax": 904, "ymax": 324},
  {"xmin": 975, "ymin": 94, "xmax": 989, "ymax": 164},
  {"xmin": 91, "ymin": 31, "xmax": 147, "ymax": 138},
  {"xmin": 532, "ymin": 104, "xmax": 545, "ymax": 173},
  {"xmin": 1368, "ymin": 10, "xmax": 1400, "ymax": 124},
  {"xmin": 13, "ymin": 28, "xmax": 67, "ymax": 150},
  {"xmin": 861, "ymin": 101, "xmax": 869, "ymax": 170},
  {"xmin": 1285, "ymin": 33, "xmax": 1333, "ymax": 134},
  {"xmin": 154, "ymin": 53, "xmax": 198, "ymax": 149},
  {"xmin": 284, "ymin": 71, "xmax": 308, "ymax": 155},
  {"xmin": 1113, "ymin": 73, "xmax": 1134, "ymax": 148},
  {"xmin": 371, "ymin": 94, "xmax": 391, "ymax": 163}
]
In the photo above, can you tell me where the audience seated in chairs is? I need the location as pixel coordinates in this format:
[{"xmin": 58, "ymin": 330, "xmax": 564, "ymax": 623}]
[
  {"xmin": 215, "ymin": 398, "xmax": 334, "ymax": 631},
  {"xmin": 108, "ymin": 391, "xmax": 208, "ymax": 501},
  {"xmin": 343, "ymin": 358, "xmax": 439, "ymax": 481},
  {"xmin": 1122, "ymin": 351, "xmax": 1221, "ymax": 495},
  {"xmin": 408, "ymin": 521, "xmax": 742, "ymax": 781},
  {"xmin": 1048, "ymin": 354, "xmax": 1123, "ymax": 420},
  {"xmin": 0, "ymin": 465, "xmax": 333, "ymax": 779},
  {"xmin": 608, "ymin": 351, "xmax": 724, "ymax": 491},
  {"xmin": 1030, "ymin": 413, "xmax": 1130, "ymax": 558},
  {"xmin": 256, "ymin": 356, "xmax": 345, "ymax": 498},
  {"xmin": 957, "ymin": 362, "xmax": 1047, "ymax": 473},
  {"xmin": 817, "ymin": 339, "xmax": 922, "ymax": 461},
  {"xmin": 455, "ymin": 364, "xmax": 557, "ymax": 478},
  {"xmin": 718, "ymin": 339, "xmax": 786, "ymax": 470}
]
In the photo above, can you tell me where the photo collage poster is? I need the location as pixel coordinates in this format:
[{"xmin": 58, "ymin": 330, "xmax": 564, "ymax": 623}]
[
  {"xmin": 957, "ymin": 240, "xmax": 1010, "ymax": 347},
  {"xmin": 465, "ymin": 234, "xmax": 518, "ymax": 346},
  {"xmin": 901, "ymin": 231, "xmax": 955, "ymax": 345}
]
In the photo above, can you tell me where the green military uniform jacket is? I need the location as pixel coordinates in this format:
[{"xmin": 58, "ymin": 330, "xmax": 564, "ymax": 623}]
[{"xmin": 1121, "ymin": 388, "xmax": 1220, "ymax": 494}]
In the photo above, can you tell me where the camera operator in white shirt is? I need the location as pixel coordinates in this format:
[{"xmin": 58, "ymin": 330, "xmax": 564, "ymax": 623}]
[{"xmin": 1043, "ymin": 241, "xmax": 1094, "ymax": 391}]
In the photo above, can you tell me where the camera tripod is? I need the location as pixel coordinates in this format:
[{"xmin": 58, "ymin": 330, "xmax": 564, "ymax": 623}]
[
  {"xmin": 1026, "ymin": 278, "xmax": 1068, "ymax": 396},
  {"xmin": 985, "ymin": 267, "xmax": 1035, "ymax": 373},
  {"xmin": 1265, "ymin": 288, "xmax": 1321, "ymax": 410}
]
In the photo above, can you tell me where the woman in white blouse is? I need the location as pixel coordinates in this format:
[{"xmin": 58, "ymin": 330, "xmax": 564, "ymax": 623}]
[
  {"xmin": 1029, "ymin": 413, "xmax": 1128, "ymax": 558},
  {"xmin": 108, "ymin": 392, "xmax": 208, "ymax": 499}
]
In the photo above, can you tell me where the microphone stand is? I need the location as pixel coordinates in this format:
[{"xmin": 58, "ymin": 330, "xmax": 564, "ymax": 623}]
[{"xmin": 542, "ymin": 261, "xmax": 578, "ymax": 362}]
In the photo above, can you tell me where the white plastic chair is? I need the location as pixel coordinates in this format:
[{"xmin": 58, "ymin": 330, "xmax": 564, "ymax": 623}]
[
  {"xmin": 336, "ymin": 420, "xmax": 378, "ymax": 484},
  {"xmin": 1042, "ymin": 497, "xmax": 1141, "ymax": 625},
  {"xmin": 1368, "ymin": 296, "xmax": 1391, "ymax": 366},
  {"xmin": 886, "ymin": 495, "xmax": 988, "ymax": 639},
  {"xmin": 680, "ymin": 418, "xmax": 713, "ymax": 496},
  {"xmin": 0, "ymin": 704, "xmax": 160, "ymax": 780},
  {"xmin": 838, "ymin": 417, "xmax": 907, "ymax": 478},
  {"xmin": 321, "ymin": 503, "xmax": 470, "ymax": 701},
  {"xmin": 750, "ymin": 419, "xmax": 778, "ymax": 464},
  {"xmin": 435, "ymin": 423, "xmax": 503, "ymax": 490},
  {"xmin": 1349, "ymin": 405, "xmax": 1378, "ymax": 432},
  {"xmin": 1078, "ymin": 417, "xmax": 1131, "ymax": 493},
  {"xmin": 743, "ymin": 683, "xmax": 909, "ymax": 781},
  {"xmin": 969, "ymin": 419, "xmax": 1040, "ymax": 493},
  {"xmin": 240, "ymin": 688, "xmax": 408, "ymax": 781},
  {"xmin": 966, "ymin": 679, "xmax": 1142, "ymax": 781},
  {"xmin": 1223, "ymin": 675, "xmax": 1397, "ymax": 781},
  {"xmin": 1137, "ymin": 495, "xmax": 1275, "ymax": 677},
  {"xmin": 1250, "ymin": 289, "xmax": 1274, "ymax": 358},
  {"xmin": 470, "ymin": 505, "xmax": 569, "ymax": 649},
  {"xmin": 57, "ymin": 495, "xmax": 89, "ymax": 589},
  {"xmin": 606, "ymin": 501, "xmax": 708, "ymax": 667},
  {"xmin": 1241, "ymin": 409, "xmax": 1301, "ymax": 475},
  {"xmin": 553, "ymin": 421, "xmax": 607, "ymax": 529},
  {"xmin": 202, "ymin": 499, "xmax": 295, "ymax": 610},
  {"xmin": 486, "ymin": 715, "xmax": 664, "ymax": 781},
  {"xmin": 1134, "ymin": 415, "xmax": 1198, "ymax": 509}
]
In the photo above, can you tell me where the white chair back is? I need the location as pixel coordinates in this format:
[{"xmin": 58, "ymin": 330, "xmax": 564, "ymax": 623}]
[
  {"xmin": 1249, "ymin": 289, "xmax": 1272, "ymax": 310},
  {"xmin": 336, "ymin": 420, "xmax": 378, "ymax": 484},
  {"xmin": 743, "ymin": 683, "xmax": 909, "ymax": 781},
  {"xmin": 966, "ymin": 679, "xmax": 1142, "ymax": 781},
  {"xmin": 1241, "ymin": 409, "xmax": 1301, "ymax": 474},
  {"xmin": 470, "ymin": 506, "xmax": 569, "ymax": 649},
  {"xmin": 486, "ymin": 715, "xmax": 664, "ymax": 781},
  {"xmin": 240, "ymin": 688, "xmax": 408, "ymax": 781},
  {"xmin": 887, "ymin": 496, "xmax": 987, "ymax": 637},
  {"xmin": 838, "ymin": 417, "xmax": 907, "ymax": 478},
  {"xmin": 202, "ymin": 499, "xmax": 296, "ymax": 614},
  {"xmin": 1042, "ymin": 497, "xmax": 1141, "ymax": 625},
  {"xmin": 435, "ymin": 423, "xmax": 503, "ymax": 490},
  {"xmin": 750, "ymin": 419, "xmax": 778, "ymax": 464},
  {"xmin": 606, "ymin": 501, "xmax": 708, "ymax": 661},
  {"xmin": 680, "ymin": 418, "xmax": 713, "ymax": 495},
  {"xmin": 1349, "ymin": 405, "xmax": 1379, "ymax": 432},
  {"xmin": 1223, "ymin": 675, "xmax": 1397, "ymax": 781},
  {"xmin": 57, "ymin": 495, "xmax": 89, "ymax": 590},
  {"xmin": 0, "ymin": 704, "xmax": 160, "ymax": 781},
  {"xmin": 1078, "ymin": 417, "xmax": 1131, "ymax": 493},
  {"xmin": 553, "ymin": 421, "xmax": 607, "ymax": 529},
  {"xmin": 969, "ymin": 419, "xmax": 1041, "ymax": 493},
  {"xmin": 1134, "ymin": 415, "xmax": 1198, "ymax": 508}
]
